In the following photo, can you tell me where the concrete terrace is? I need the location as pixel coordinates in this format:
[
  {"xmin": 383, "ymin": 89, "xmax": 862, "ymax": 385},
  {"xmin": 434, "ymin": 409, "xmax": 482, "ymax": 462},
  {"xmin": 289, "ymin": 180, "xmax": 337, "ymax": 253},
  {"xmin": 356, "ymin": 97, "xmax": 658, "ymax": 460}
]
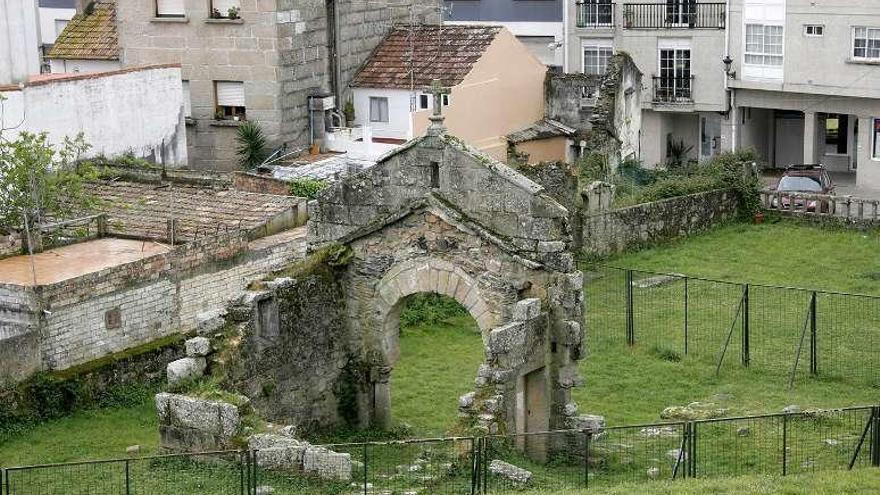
[{"xmin": 0, "ymin": 238, "xmax": 171, "ymax": 286}]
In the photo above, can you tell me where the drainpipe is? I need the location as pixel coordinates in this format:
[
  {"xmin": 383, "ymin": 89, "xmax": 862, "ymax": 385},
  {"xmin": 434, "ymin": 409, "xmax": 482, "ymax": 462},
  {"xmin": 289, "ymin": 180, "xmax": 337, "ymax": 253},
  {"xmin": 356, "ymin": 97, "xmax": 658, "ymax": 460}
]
[
  {"xmin": 724, "ymin": 0, "xmax": 737, "ymax": 152},
  {"xmin": 562, "ymin": 0, "xmax": 570, "ymax": 73}
]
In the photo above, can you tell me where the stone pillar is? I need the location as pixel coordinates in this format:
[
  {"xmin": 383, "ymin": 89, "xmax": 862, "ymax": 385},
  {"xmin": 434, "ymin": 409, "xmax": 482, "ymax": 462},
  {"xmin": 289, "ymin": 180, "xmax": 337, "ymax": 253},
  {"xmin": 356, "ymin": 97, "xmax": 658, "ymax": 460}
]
[
  {"xmin": 803, "ymin": 111, "xmax": 818, "ymax": 164},
  {"xmin": 856, "ymin": 116, "xmax": 880, "ymax": 189}
]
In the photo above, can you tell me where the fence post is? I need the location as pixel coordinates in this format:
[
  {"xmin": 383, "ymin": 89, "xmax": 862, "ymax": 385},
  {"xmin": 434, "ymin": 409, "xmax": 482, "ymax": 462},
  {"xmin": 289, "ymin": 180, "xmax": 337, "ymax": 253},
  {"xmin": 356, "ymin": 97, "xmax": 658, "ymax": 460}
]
[
  {"xmin": 684, "ymin": 277, "xmax": 689, "ymax": 356},
  {"xmin": 239, "ymin": 451, "xmax": 246, "ymax": 495},
  {"xmin": 873, "ymin": 406, "xmax": 880, "ymax": 468},
  {"xmin": 626, "ymin": 270, "xmax": 634, "ymax": 346},
  {"xmin": 782, "ymin": 414, "xmax": 789, "ymax": 476},
  {"xmin": 363, "ymin": 444, "xmax": 369, "ymax": 495},
  {"xmin": 741, "ymin": 284, "xmax": 750, "ymax": 367},
  {"xmin": 810, "ymin": 292, "xmax": 818, "ymax": 377},
  {"xmin": 470, "ymin": 437, "xmax": 479, "ymax": 495},
  {"xmin": 125, "ymin": 459, "xmax": 131, "ymax": 495},
  {"xmin": 690, "ymin": 422, "xmax": 697, "ymax": 478}
]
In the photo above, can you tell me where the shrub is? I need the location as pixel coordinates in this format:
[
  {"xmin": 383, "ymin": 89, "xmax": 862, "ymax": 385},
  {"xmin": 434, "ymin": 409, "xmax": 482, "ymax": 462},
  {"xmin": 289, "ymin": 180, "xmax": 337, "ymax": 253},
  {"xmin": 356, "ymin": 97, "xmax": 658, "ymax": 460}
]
[
  {"xmin": 235, "ymin": 121, "xmax": 269, "ymax": 169},
  {"xmin": 400, "ymin": 293, "xmax": 468, "ymax": 327},
  {"xmin": 649, "ymin": 346, "xmax": 682, "ymax": 362},
  {"xmin": 288, "ymin": 178, "xmax": 329, "ymax": 199}
]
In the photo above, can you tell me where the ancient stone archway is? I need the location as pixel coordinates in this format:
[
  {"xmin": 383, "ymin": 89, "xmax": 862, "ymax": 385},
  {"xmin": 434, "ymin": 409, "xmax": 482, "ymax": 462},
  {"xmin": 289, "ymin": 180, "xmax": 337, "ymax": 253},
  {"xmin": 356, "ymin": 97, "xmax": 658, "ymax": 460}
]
[{"xmin": 304, "ymin": 127, "xmax": 589, "ymax": 437}]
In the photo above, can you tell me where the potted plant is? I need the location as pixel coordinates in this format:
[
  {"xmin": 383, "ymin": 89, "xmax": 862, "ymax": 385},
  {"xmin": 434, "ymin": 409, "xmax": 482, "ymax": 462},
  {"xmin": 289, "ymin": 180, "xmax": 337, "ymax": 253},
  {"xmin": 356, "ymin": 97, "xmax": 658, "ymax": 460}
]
[
  {"xmin": 343, "ymin": 99, "xmax": 355, "ymax": 124},
  {"xmin": 214, "ymin": 109, "xmax": 225, "ymax": 120},
  {"xmin": 210, "ymin": 8, "xmax": 222, "ymax": 19},
  {"xmin": 227, "ymin": 6, "xmax": 240, "ymax": 19}
]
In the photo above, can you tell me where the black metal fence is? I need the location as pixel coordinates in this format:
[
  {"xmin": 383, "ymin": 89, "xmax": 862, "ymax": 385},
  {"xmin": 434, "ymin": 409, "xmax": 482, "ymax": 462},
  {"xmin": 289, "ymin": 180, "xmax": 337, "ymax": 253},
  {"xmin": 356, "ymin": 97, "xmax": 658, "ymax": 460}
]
[
  {"xmin": 3, "ymin": 407, "xmax": 880, "ymax": 494},
  {"xmin": 576, "ymin": 1, "xmax": 615, "ymax": 28},
  {"xmin": 622, "ymin": 2, "xmax": 726, "ymax": 29},
  {"xmin": 586, "ymin": 266, "xmax": 880, "ymax": 388}
]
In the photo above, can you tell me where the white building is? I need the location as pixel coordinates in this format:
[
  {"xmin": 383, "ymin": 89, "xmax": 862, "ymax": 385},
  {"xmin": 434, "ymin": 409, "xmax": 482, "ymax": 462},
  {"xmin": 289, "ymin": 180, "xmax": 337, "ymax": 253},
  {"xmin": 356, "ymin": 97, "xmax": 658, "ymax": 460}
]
[{"xmin": 0, "ymin": 0, "xmax": 42, "ymax": 85}]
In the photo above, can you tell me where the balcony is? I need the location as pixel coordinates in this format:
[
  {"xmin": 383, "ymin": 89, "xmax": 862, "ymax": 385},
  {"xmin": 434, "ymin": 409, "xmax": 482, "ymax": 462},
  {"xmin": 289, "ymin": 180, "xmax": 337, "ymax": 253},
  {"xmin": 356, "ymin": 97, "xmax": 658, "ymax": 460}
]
[
  {"xmin": 576, "ymin": 1, "xmax": 615, "ymax": 28},
  {"xmin": 652, "ymin": 76, "xmax": 695, "ymax": 104},
  {"xmin": 622, "ymin": 2, "xmax": 725, "ymax": 29}
]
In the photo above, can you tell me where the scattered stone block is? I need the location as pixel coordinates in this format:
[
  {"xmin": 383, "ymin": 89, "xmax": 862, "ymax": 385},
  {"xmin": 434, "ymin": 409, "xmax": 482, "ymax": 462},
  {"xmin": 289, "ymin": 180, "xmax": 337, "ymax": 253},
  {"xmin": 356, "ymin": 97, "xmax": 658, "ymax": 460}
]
[
  {"xmin": 255, "ymin": 486, "xmax": 274, "ymax": 495},
  {"xmin": 185, "ymin": 337, "xmax": 212, "ymax": 357},
  {"xmin": 634, "ymin": 274, "xmax": 684, "ymax": 289},
  {"xmin": 568, "ymin": 414, "xmax": 605, "ymax": 434},
  {"xmin": 166, "ymin": 357, "xmax": 206, "ymax": 385},
  {"xmin": 248, "ymin": 433, "xmax": 310, "ymax": 469},
  {"xmin": 488, "ymin": 460, "xmax": 532, "ymax": 485},
  {"xmin": 458, "ymin": 392, "xmax": 475, "ymax": 409},
  {"xmin": 512, "ymin": 298, "xmax": 541, "ymax": 321},
  {"xmin": 646, "ymin": 467, "xmax": 660, "ymax": 478},
  {"xmin": 302, "ymin": 446, "xmax": 352, "ymax": 481},
  {"xmin": 661, "ymin": 403, "xmax": 727, "ymax": 421},
  {"xmin": 736, "ymin": 427, "xmax": 751, "ymax": 437},
  {"xmin": 783, "ymin": 405, "xmax": 802, "ymax": 414},
  {"xmin": 155, "ymin": 393, "xmax": 243, "ymax": 451},
  {"xmin": 126, "ymin": 445, "xmax": 141, "ymax": 455}
]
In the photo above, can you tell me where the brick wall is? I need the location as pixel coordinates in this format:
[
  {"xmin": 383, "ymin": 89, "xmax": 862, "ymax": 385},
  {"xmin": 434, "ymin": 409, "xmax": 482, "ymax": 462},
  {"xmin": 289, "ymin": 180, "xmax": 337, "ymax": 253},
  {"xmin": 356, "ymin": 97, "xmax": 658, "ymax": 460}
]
[{"xmin": 1, "ymin": 230, "xmax": 307, "ymax": 379}]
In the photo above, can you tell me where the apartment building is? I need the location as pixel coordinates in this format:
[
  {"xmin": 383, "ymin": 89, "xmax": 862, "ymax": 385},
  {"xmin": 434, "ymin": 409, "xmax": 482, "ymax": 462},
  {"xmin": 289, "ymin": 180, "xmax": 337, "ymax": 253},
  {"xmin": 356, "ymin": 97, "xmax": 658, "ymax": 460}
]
[
  {"xmin": 444, "ymin": 0, "xmax": 564, "ymax": 67},
  {"xmin": 728, "ymin": 0, "xmax": 880, "ymax": 189},
  {"xmin": 565, "ymin": 0, "xmax": 730, "ymax": 166},
  {"xmin": 115, "ymin": 0, "xmax": 438, "ymax": 171}
]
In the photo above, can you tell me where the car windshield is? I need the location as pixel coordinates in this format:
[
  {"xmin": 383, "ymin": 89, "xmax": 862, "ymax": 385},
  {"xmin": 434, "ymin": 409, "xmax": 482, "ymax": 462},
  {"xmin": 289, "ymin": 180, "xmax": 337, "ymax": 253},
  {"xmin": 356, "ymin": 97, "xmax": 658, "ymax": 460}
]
[{"xmin": 778, "ymin": 176, "xmax": 823, "ymax": 192}]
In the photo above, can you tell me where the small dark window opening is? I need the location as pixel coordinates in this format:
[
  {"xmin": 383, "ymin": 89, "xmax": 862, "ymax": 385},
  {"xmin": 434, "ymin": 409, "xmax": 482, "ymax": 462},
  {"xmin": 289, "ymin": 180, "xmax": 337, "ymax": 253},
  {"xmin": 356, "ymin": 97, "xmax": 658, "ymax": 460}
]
[
  {"xmin": 419, "ymin": 94, "xmax": 429, "ymax": 110},
  {"xmin": 430, "ymin": 161, "xmax": 440, "ymax": 189},
  {"xmin": 257, "ymin": 298, "xmax": 280, "ymax": 339},
  {"xmin": 551, "ymin": 341, "xmax": 558, "ymax": 354},
  {"xmin": 105, "ymin": 307, "xmax": 122, "ymax": 330}
]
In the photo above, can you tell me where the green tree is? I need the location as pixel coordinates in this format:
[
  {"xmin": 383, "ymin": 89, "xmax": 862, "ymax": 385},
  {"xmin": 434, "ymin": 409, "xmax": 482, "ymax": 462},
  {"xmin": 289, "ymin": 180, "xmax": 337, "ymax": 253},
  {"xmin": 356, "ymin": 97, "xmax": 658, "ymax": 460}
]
[
  {"xmin": 235, "ymin": 121, "xmax": 269, "ymax": 169},
  {"xmin": 0, "ymin": 129, "xmax": 96, "ymax": 250}
]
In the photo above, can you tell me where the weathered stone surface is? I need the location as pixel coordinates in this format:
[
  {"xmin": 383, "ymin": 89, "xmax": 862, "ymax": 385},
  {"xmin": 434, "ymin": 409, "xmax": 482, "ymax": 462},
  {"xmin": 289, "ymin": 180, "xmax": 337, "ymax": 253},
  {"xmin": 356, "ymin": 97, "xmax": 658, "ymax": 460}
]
[
  {"xmin": 249, "ymin": 434, "xmax": 310, "ymax": 469},
  {"xmin": 185, "ymin": 337, "xmax": 212, "ymax": 358},
  {"xmin": 155, "ymin": 393, "xmax": 243, "ymax": 452},
  {"xmin": 783, "ymin": 405, "xmax": 802, "ymax": 414},
  {"xmin": 568, "ymin": 414, "xmax": 605, "ymax": 434},
  {"xmin": 302, "ymin": 447, "xmax": 352, "ymax": 481},
  {"xmin": 512, "ymin": 298, "xmax": 541, "ymax": 321},
  {"xmin": 661, "ymin": 403, "xmax": 727, "ymax": 421},
  {"xmin": 488, "ymin": 460, "xmax": 532, "ymax": 485},
  {"xmin": 166, "ymin": 357, "xmax": 206, "ymax": 385}
]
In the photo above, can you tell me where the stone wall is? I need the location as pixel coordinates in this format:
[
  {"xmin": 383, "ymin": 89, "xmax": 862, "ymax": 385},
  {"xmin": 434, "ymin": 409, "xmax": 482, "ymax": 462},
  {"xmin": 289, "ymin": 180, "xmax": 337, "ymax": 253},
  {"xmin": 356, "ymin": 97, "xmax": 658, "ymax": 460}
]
[
  {"xmin": 233, "ymin": 172, "xmax": 291, "ymax": 196},
  {"xmin": 581, "ymin": 189, "xmax": 739, "ymax": 256},
  {"xmin": 0, "ymin": 230, "xmax": 307, "ymax": 381},
  {"xmin": 223, "ymin": 257, "xmax": 351, "ymax": 433}
]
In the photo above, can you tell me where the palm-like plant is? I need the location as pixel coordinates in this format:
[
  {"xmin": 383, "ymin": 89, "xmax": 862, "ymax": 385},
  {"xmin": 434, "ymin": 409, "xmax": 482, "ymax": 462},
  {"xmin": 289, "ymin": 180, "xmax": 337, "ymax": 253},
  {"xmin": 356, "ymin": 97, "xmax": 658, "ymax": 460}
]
[{"xmin": 236, "ymin": 121, "xmax": 268, "ymax": 169}]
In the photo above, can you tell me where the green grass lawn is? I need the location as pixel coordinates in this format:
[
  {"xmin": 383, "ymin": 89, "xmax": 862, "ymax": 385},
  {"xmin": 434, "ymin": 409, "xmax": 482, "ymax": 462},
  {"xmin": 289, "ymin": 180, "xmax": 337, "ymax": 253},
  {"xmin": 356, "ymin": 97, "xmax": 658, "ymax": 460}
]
[
  {"xmin": 608, "ymin": 218, "xmax": 880, "ymax": 295},
  {"xmin": 391, "ymin": 314, "xmax": 484, "ymax": 436}
]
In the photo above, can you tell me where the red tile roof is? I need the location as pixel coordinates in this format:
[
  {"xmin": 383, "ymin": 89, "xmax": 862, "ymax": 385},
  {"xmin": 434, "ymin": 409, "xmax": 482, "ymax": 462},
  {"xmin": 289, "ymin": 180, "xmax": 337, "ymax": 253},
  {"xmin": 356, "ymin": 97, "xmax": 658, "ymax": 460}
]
[
  {"xmin": 48, "ymin": 0, "xmax": 118, "ymax": 61},
  {"xmin": 350, "ymin": 24, "xmax": 502, "ymax": 90}
]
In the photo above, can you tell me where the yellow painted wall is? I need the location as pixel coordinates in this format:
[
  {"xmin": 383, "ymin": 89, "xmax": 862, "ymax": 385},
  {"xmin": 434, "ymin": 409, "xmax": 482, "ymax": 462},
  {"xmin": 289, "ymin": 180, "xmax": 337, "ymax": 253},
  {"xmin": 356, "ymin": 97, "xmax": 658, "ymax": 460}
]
[
  {"xmin": 515, "ymin": 137, "xmax": 569, "ymax": 164},
  {"xmin": 412, "ymin": 28, "xmax": 547, "ymax": 162}
]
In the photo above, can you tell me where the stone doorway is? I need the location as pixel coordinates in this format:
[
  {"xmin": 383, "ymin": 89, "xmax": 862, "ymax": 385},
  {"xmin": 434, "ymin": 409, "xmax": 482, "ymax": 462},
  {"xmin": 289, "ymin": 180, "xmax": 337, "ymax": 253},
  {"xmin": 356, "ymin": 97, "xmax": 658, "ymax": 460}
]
[{"xmin": 524, "ymin": 366, "xmax": 550, "ymax": 462}]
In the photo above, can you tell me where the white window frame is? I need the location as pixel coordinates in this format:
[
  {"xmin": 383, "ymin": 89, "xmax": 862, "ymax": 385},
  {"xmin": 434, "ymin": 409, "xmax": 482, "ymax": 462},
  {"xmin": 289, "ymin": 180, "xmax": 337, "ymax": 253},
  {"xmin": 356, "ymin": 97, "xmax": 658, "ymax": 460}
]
[
  {"xmin": 211, "ymin": 0, "xmax": 241, "ymax": 18},
  {"xmin": 215, "ymin": 81, "xmax": 246, "ymax": 120},
  {"xmin": 582, "ymin": 39, "xmax": 613, "ymax": 76},
  {"xmin": 656, "ymin": 39, "xmax": 692, "ymax": 101},
  {"xmin": 853, "ymin": 27, "xmax": 880, "ymax": 61},
  {"xmin": 156, "ymin": 0, "xmax": 186, "ymax": 18},
  {"xmin": 369, "ymin": 97, "xmax": 389, "ymax": 123},
  {"xmin": 804, "ymin": 24, "xmax": 824, "ymax": 37},
  {"xmin": 744, "ymin": 23, "xmax": 784, "ymax": 67}
]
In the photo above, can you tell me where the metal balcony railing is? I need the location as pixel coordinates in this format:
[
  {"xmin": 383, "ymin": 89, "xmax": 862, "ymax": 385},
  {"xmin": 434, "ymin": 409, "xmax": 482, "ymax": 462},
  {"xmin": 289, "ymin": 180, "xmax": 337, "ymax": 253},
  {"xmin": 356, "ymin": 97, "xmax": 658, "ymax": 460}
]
[
  {"xmin": 576, "ymin": 1, "xmax": 615, "ymax": 28},
  {"xmin": 652, "ymin": 75, "xmax": 695, "ymax": 104},
  {"xmin": 622, "ymin": 2, "xmax": 725, "ymax": 29}
]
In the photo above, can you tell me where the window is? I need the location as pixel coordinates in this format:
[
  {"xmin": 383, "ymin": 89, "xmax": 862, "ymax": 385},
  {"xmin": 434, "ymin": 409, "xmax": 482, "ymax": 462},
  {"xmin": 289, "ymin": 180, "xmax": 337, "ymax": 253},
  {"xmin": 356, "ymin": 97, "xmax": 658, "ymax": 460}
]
[
  {"xmin": 666, "ymin": 0, "xmax": 697, "ymax": 26},
  {"xmin": 582, "ymin": 40, "xmax": 613, "ymax": 75},
  {"xmin": 370, "ymin": 97, "xmax": 389, "ymax": 123},
  {"xmin": 215, "ymin": 81, "xmax": 246, "ymax": 120},
  {"xmin": 658, "ymin": 47, "xmax": 691, "ymax": 100},
  {"xmin": 211, "ymin": 0, "xmax": 241, "ymax": 18},
  {"xmin": 182, "ymin": 81, "xmax": 191, "ymax": 118},
  {"xmin": 853, "ymin": 27, "xmax": 880, "ymax": 60},
  {"xmin": 419, "ymin": 94, "xmax": 429, "ymax": 110},
  {"xmin": 873, "ymin": 118, "xmax": 880, "ymax": 160},
  {"xmin": 581, "ymin": 0, "xmax": 613, "ymax": 27},
  {"xmin": 156, "ymin": 0, "xmax": 185, "ymax": 17},
  {"xmin": 804, "ymin": 24, "xmax": 824, "ymax": 37},
  {"xmin": 745, "ymin": 24, "xmax": 784, "ymax": 66},
  {"xmin": 104, "ymin": 308, "xmax": 122, "ymax": 330},
  {"xmin": 442, "ymin": 94, "xmax": 450, "ymax": 106}
]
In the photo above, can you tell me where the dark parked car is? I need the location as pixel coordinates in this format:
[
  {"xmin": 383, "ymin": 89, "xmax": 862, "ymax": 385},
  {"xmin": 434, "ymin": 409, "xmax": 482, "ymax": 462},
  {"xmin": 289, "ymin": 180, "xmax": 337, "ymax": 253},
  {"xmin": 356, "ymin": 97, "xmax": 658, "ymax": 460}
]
[{"xmin": 772, "ymin": 165, "xmax": 835, "ymax": 212}]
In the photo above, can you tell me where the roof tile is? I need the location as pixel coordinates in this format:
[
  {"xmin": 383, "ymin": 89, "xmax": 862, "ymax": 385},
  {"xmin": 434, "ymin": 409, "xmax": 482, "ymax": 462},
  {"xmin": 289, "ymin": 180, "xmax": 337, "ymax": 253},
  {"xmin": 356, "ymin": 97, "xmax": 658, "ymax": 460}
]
[{"xmin": 48, "ymin": 0, "xmax": 118, "ymax": 61}]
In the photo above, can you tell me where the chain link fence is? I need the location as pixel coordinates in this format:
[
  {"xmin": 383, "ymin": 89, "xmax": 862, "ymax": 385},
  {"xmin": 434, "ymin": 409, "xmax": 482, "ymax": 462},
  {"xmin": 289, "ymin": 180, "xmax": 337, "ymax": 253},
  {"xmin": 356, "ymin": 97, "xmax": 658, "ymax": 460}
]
[
  {"xmin": 3, "ymin": 407, "xmax": 879, "ymax": 494},
  {"xmin": 586, "ymin": 266, "xmax": 880, "ymax": 387}
]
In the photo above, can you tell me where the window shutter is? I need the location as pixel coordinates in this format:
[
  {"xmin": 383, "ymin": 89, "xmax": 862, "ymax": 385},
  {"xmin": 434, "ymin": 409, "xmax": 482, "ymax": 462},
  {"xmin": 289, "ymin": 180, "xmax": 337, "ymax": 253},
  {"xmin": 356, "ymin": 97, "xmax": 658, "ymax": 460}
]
[
  {"xmin": 216, "ymin": 81, "xmax": 245, "ymax": 107},
  {"xmin": 212, "ymin": 0, "xmax": 241, "ymax": 15},
  {"xmin": 182, "ymin": 81, "xmax": 191, "ymax": 117},
  {"xmin": 157, "ymin": 0, "xmax": 185, "ymax": 16}
]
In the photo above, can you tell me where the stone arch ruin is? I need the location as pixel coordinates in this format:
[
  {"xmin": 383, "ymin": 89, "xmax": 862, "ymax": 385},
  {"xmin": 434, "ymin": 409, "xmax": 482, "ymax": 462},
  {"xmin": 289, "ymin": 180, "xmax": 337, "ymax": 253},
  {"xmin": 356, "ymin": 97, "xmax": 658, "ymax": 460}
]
[{"xmin": 220, "ymin": 127, "xmax": 596, "ymax": 444}]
